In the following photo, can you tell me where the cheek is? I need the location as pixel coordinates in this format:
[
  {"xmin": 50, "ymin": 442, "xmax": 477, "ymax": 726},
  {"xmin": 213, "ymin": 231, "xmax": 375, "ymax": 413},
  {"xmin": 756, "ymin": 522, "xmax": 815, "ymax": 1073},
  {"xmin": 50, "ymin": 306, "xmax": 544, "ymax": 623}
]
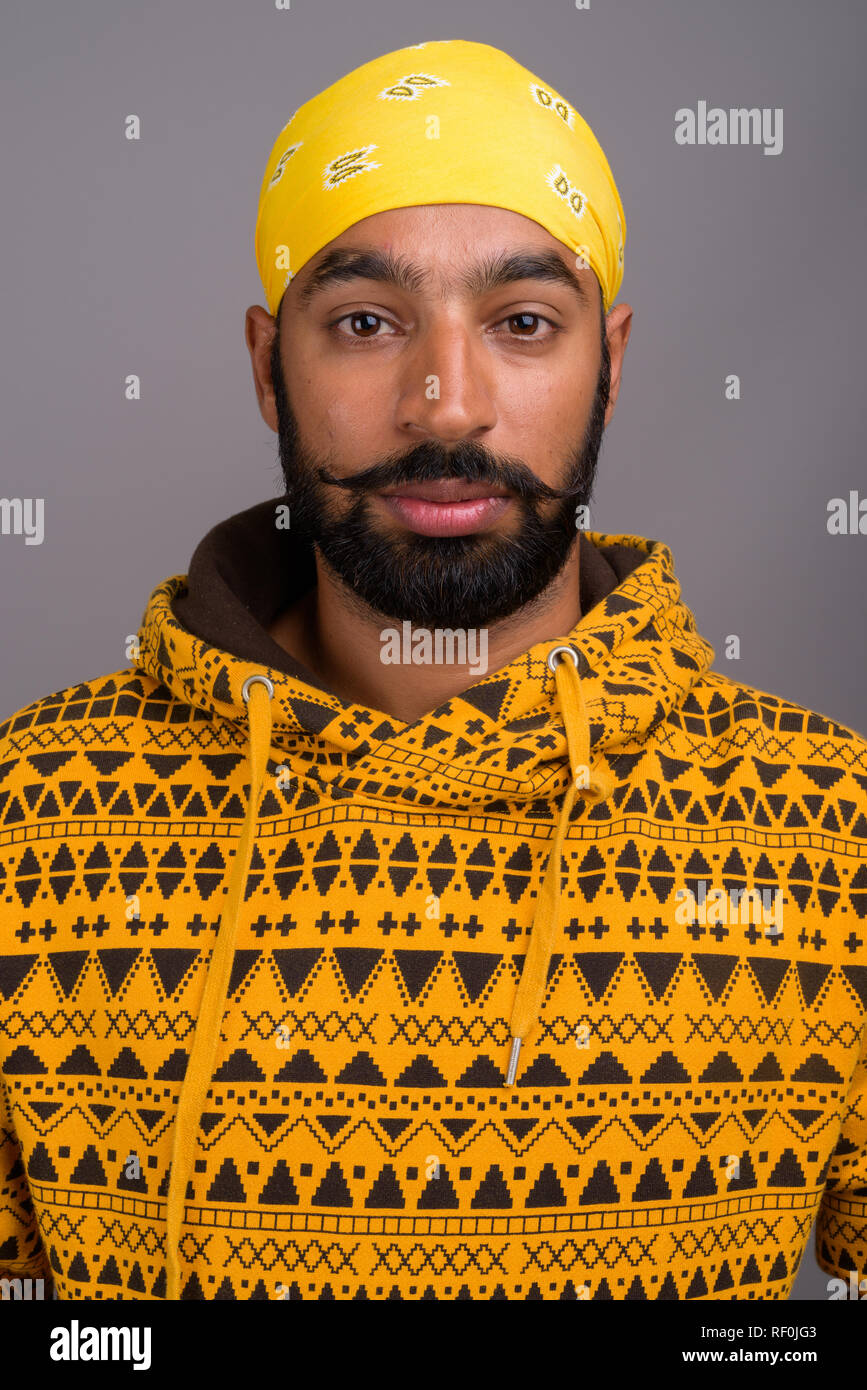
[
  {"xmin": 284, "ymin": 346, "xmax": 361, "ymax": 443},
  {"xmin": 322, "ymin": 394, "xmax": 379, "ymax": 447},
  {"xmin": 502, "ymin": 369, "xmax": 594, "ymax": 438},
  {"xmin": 296, "ymin": 385, "xmax": 382, "ymax": 456}
]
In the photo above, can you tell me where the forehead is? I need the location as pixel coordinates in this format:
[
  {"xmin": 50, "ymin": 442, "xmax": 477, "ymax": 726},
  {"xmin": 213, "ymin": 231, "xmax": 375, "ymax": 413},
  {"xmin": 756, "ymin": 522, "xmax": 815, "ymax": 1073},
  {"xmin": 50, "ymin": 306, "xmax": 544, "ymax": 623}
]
[
  {"xmin": 286, "ymin": 203, "xmax": 599, "ymax": 312},
  {"xmin": 320, "ymin": 203, "xmax": 570, "ymax": 254}
]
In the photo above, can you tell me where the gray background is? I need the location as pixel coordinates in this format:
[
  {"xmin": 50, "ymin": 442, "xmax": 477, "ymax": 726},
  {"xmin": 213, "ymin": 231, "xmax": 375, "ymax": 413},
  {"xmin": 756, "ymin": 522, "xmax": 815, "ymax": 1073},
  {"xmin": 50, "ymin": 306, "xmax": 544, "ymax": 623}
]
[{"xmin": 1, "ymin": 0, "xmax": 864, "ymax": 1299}]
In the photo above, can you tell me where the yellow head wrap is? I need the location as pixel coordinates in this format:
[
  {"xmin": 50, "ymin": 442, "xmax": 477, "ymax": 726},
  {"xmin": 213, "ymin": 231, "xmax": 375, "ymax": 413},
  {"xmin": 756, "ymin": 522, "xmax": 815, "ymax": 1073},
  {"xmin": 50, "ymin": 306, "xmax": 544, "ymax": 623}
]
[{"xmin": 255, "ymin": 38, "xmax": 626, "ymax": 317}]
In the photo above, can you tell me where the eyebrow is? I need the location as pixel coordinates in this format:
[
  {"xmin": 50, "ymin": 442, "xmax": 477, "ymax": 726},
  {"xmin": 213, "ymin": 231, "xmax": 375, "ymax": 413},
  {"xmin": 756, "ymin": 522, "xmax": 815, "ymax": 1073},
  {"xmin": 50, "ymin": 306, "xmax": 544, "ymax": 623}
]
[{"xmin": 293, "ymin": 244, "xmax": 592, "ymax": 311}]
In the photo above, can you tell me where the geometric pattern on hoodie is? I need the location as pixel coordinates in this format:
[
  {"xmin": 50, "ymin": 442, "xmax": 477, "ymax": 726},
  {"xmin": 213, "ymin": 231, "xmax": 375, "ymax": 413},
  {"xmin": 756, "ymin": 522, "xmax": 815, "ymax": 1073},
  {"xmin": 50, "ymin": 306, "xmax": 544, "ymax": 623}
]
[{"xmin": 1, "ymin": 525, "xmax": 866, "ymax": 1301}]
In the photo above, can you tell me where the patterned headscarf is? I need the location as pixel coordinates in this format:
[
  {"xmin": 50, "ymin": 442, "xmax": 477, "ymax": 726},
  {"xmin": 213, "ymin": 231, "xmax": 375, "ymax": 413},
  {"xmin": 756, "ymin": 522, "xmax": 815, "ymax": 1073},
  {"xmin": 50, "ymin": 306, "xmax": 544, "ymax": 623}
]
[{"xmin": 255, "ymin": 39, "xmax": 626, "ymax": 315}]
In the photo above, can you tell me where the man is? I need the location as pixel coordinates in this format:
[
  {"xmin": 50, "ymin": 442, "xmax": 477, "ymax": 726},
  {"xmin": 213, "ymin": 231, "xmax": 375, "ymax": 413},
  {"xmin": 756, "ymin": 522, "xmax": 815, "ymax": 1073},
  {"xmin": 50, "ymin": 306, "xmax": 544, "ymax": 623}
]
[{"xmin": 1, "ymin": 39, "xmax": 865, "ymax": 1303}]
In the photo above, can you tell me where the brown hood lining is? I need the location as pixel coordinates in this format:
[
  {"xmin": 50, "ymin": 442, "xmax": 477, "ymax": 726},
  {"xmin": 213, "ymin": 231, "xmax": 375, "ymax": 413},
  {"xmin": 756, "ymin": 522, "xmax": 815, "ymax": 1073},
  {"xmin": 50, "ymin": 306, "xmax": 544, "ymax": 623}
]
[{"xmin": 171, "ymin": 497, "xmax": 645, "ymax": 697}]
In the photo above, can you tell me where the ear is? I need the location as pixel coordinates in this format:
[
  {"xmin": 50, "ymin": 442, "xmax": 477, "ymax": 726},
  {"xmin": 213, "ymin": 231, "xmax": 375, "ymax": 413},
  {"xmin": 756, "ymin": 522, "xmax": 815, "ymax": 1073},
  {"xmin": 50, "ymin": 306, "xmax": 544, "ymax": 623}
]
[
  {"xmin": 245, "ymin": 303, "xmax": 279, "ymax": 432},
  {"xmin": 603, "ymin": 302, "xmax": 633, "ymax": 426}
]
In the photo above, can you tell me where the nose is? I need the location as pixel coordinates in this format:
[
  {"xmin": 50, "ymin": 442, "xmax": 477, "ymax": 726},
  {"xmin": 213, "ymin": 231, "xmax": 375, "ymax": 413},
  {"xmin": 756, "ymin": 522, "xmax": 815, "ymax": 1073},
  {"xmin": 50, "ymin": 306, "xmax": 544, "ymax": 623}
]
[{"xmin": 395, "ymin": 315, "xmax": 498, "ymax": 442}]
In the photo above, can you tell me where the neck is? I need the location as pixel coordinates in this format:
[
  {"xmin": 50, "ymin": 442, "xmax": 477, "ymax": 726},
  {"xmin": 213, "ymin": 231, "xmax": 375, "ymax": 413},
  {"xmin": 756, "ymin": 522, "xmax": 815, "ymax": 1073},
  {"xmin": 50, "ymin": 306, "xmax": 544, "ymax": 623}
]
[{"xmin": 269, "ymin": 539, "xmax": 582, "ymax": 724}]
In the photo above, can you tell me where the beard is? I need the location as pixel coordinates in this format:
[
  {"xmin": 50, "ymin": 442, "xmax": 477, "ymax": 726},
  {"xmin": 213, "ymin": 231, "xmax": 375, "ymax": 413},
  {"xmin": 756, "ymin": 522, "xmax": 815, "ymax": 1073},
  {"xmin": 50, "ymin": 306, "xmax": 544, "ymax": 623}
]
[{"xmin": 270, "ymin": 321, "xmax": 611, "ymax": 630}]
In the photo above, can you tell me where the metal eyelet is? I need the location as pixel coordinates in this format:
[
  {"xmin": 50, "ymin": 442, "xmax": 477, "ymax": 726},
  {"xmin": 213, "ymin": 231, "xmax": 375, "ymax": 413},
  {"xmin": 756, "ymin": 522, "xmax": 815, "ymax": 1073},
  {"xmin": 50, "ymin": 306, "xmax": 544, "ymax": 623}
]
[
  {"xmin": 241, "ymin": 674, "xmax": 275, "ymax": 703},
  {"xmin": 546, "ymin": 645, "xmax": 579, "ymax": 674}
]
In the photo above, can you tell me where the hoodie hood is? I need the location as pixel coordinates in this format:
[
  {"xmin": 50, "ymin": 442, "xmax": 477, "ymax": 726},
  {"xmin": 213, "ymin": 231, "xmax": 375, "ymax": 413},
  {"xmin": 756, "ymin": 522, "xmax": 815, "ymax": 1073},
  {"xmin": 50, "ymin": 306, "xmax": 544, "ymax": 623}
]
[
  {"xmin": 135, "ymin": 498, "xmax": 714, "ymax": 1300},
  {"xmin": 145, "ymin": 499, "xmax": 712, "ymax": 812}
]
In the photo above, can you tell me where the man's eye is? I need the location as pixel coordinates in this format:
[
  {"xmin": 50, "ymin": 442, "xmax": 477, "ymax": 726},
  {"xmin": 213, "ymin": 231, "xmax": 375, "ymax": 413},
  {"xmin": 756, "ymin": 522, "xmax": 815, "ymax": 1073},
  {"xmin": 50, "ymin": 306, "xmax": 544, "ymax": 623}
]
[
  {"xmin": 329, "ymin": 311, "xmax": 556, "ymax": 340},
  {"xmin": 497, "ymin": 312, "xmax": 555, "ymax": 339},
  {"xmin": 331, "ymin": 312, "xmax": 392, "ymax": 338}
]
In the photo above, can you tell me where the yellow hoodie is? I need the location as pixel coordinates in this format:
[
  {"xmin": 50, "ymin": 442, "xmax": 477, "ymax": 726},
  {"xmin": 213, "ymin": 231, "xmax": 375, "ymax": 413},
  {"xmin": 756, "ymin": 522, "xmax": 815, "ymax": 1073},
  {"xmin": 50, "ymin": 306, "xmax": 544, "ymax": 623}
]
[{"xmin": 1, "ymin": 499, "xmax": 866, "ymax": 1301}]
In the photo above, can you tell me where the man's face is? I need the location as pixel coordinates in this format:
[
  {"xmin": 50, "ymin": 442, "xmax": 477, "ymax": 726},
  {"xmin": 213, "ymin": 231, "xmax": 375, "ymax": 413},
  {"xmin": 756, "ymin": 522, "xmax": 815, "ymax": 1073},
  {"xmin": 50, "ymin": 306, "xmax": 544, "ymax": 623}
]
[{"xmin": 270, "ymin": 205, "xmax": 612, "ymax": 630}]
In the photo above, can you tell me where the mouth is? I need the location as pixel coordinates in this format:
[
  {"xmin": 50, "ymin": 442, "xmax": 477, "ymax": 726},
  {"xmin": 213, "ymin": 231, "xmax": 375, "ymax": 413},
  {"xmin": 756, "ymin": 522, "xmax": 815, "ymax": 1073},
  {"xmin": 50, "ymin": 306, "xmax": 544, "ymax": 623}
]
[
  {"xmin": 377, "ymin": 478, "xmax": 513, "ymax": 536},
  {"xmin": 379, "ymin": 479, "xmax": 511, "ymax": 504}
]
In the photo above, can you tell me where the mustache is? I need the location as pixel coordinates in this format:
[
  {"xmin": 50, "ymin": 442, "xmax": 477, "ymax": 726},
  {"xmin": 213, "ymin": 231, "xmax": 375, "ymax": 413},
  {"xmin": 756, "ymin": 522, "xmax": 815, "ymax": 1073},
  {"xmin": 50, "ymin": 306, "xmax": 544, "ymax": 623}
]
[{"xmin": 314, "ymin": 440, "xmax": 585, "ymax": 502}]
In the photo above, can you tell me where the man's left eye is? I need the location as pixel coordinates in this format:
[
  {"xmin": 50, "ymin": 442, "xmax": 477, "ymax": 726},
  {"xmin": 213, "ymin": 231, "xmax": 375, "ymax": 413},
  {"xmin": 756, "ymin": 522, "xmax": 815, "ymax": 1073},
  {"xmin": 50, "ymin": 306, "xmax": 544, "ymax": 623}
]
[{"xmin": 498, "ymin": 313, "xmax": 556, "ymax": 338}]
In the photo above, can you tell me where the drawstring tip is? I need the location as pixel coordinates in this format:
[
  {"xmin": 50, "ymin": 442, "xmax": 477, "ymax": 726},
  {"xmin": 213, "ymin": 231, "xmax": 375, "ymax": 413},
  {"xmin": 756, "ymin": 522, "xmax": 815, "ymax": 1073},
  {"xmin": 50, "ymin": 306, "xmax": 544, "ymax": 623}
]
[{"xmin": 505, "ymin": 1036, "xmax": 522, "ymax": 1087}]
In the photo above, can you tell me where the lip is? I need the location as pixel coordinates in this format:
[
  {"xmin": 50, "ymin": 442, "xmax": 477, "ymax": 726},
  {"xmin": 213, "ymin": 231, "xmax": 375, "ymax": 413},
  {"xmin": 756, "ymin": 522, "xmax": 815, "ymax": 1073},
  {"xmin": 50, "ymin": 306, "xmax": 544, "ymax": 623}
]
[
  {"xmin": 377, "ymin": 478, "xmax": 513, "ymax": 536},
  {"xmin": 379, "ymin": 492, "xmax": 512, "ymax": 536},
  {"xmin": 379, "ymin": 479, "xmax": 511, "ymax": 503}
]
